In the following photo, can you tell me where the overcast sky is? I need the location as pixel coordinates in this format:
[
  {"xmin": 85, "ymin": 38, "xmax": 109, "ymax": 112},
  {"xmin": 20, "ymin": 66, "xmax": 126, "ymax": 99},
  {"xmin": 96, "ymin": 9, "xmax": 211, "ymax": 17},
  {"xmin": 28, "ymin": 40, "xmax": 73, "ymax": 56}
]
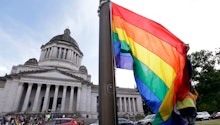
[{"xmin": 0, "ymin": 0, "xmax": 219, "ymax": 88}]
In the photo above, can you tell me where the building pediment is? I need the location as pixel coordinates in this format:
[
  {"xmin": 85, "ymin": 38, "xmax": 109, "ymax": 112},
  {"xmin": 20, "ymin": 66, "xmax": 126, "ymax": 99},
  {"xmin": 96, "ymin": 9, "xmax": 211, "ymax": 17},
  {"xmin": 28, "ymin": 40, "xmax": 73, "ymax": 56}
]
[
  {"xmin": 26, "ymin": 70, "xmax": 74, "ymax": 80},
  {"xmin": 9, "ymin": 69, "xmax": 83, "ymax": 82}
]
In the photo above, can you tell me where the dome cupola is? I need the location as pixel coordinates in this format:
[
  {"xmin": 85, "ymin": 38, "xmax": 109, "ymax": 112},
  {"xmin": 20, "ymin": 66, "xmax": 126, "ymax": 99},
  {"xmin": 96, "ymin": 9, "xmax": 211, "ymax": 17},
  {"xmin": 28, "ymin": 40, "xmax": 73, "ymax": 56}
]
[{"xmin": 38, "ymin": 29, "xmax": 83, "ymax": 70}]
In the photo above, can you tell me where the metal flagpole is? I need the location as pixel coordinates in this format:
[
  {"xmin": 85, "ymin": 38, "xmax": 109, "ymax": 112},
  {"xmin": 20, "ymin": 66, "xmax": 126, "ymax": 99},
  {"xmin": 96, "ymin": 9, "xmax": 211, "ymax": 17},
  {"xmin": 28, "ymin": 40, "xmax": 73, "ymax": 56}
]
[{"xmin": 98, "ymin": 0, "xmax": 118, "ymax": 125}]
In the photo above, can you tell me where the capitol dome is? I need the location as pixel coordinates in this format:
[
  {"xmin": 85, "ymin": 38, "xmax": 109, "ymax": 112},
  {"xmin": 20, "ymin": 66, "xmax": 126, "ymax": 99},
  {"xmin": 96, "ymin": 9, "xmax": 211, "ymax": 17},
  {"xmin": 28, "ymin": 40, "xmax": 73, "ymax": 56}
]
[
  {"xmin": 45, "ymin": 29, "xmax": 81, "ymax": 53},
  {"xmin": 38, "ymin": 29, "xmax": 83, "ymax": 70}
]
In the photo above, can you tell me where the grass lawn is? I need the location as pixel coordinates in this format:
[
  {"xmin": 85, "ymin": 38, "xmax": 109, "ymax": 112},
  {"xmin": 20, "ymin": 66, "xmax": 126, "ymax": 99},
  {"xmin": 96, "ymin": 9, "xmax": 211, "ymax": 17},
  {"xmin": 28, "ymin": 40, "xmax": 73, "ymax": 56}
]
[{"xmin": 196, "ymin": 119, "xmax": 220, "ymax": 125}]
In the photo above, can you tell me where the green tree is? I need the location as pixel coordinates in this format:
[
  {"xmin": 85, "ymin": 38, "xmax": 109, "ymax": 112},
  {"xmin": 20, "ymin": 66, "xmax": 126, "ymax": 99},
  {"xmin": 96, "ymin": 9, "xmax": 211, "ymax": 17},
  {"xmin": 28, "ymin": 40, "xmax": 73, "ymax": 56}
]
[{"xmin": 189, "ymin": 48, "xmax": 220, "ymax": 113}]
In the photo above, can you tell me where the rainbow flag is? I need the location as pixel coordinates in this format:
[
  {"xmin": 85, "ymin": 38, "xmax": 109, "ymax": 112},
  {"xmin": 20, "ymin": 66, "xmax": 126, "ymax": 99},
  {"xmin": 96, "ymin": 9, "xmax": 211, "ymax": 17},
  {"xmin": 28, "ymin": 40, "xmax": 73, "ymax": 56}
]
[{"xmin": 112, "ymin": 2, "xmax": 193, "ymax": 124}]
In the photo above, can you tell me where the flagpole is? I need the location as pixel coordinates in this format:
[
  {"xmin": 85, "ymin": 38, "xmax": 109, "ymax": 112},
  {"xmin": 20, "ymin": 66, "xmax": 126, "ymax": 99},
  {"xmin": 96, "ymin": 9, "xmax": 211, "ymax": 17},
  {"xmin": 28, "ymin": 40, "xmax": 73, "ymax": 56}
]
[{"xmin": 98, "ymin": 0, "xmax": 118, "ymax": 125}]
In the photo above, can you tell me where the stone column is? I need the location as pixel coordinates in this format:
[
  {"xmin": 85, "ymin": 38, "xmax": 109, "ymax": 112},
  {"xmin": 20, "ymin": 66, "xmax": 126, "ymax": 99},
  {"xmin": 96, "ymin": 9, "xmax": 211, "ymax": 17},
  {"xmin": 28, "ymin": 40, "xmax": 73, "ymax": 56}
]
[
  {"xmin": 49, "ymin": 47, "xmax": 53, "ymax": 58},
  {"xmin": 71, "ymin": 50, "xmax": 74, "ymax": 60},
  {"xmin": 67, "ymin": 49, "xmax": 71, "ymax": 60},
  {"xmin": 128, "ymin": 97, "xmax": 132, "ymax": 112},
  {"xmin": 124, "ymin": 97, "xmax": 128, "ymax": 112},
  {"xmin": 74, "ymin": 52, "xmax": 76, "ymax": 64},
  {"xmin": 119, "ymin": 97, "xmax": 122, "ymax": 112},
  {"xmin": 42, "ymin": 84, "xmax": 51, "ymax": 112},
  {"xmin": 22, "ymin": 83, "xmax": 33, "ymax": 112},
  {"xmin": 13, "ymin": 83, "xmax": 24, "ymax": 111},
  {"xmin": 69, "ymin": 86, "xmax": 74, "ymax": 112},
  {"xmin": 132, "ymin": 98, "xmax": 136, "ymax": 113},
  {"xmin": 76, "ymin": 87, "xmax": 81, "ymax": 111},
  {"xmin": 45, "ymin": 48, "xmax": 50, "ymax": 58},
  {"xmin": 52, "ymin": 47, "xmax": 57, "ymax": 58},
  {"xmin": 52, "ymin": 85, "xmax": 59, "ymax": 112},
  {"xmin": 32, "ymin": 84, "xmax": 42, "ymax": 112},
  {"xmin": 58, "ymin": 48, "xmax": 62, "ymax": 58},
  {"xmin": 61, "ymin": 86, "xmax": 67, "ymax": 112},
  {"xmin": 134, "ymin": 98, "xmax": 137, "ymax": 112},
  {"xmin": 63, "ymin": 49, "xmax": 66, "ymax": 59}
]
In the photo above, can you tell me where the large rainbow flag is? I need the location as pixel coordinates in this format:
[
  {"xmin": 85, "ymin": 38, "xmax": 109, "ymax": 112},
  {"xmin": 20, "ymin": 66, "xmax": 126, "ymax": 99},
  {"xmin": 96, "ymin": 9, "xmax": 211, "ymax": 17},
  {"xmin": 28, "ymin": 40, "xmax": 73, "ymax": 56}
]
[{"xmin": 112, "ymin": 2, "xmax": 194, "ymax": 124}]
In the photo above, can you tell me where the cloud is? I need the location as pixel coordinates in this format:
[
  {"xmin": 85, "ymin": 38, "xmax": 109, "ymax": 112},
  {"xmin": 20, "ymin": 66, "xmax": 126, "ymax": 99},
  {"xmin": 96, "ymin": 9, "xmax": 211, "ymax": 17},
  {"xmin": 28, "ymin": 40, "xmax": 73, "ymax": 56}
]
[{"xmin": 0, "ymin": 16, "xmax": 42, "ymax": 76}]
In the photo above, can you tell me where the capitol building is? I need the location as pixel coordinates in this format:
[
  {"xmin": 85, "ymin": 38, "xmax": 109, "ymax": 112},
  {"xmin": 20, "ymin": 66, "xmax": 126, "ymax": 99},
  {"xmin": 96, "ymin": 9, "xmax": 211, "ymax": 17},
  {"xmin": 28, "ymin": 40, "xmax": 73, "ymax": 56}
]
[{"xmin": 0, "ymin": 29, "xmax": 144, "ymax": 119}]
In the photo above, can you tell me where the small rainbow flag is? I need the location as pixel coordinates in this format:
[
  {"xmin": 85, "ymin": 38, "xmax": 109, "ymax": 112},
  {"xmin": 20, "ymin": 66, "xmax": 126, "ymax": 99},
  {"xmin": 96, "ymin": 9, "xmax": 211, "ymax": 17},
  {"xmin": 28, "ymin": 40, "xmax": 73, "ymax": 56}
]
[{"xmin": 112, "ymin": 2, "xmax": 193, "ymax": 124}]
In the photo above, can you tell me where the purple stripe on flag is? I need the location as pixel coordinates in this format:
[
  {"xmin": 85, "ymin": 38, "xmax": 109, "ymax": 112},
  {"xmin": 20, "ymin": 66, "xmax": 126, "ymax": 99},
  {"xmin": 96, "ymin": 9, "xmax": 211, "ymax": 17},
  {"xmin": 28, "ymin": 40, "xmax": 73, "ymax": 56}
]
[{"xmin": 117, "ymin": 53, "xmax": 133, "ymax": 70}]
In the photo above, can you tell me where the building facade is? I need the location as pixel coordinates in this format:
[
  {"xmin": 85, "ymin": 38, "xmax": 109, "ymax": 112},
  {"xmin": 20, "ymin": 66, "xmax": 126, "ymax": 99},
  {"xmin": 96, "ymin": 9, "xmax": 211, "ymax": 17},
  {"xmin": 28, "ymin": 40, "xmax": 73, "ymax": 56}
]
[{"xmin": 0, "ymin": 29, "xmax": 144, "ymax": 118}]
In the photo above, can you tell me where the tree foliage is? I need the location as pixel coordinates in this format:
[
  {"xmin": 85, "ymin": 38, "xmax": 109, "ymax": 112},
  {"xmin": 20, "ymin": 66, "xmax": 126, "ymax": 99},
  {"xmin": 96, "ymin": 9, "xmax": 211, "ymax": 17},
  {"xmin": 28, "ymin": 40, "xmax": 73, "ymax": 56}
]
[{"xmin": 189, "ymin": 48, "xmax": 220, "ymax": 113}]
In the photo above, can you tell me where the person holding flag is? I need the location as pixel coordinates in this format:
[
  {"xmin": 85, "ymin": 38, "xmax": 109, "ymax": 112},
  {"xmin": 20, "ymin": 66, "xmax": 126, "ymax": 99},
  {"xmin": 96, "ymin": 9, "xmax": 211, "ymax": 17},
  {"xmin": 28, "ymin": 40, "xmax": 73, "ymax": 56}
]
[{"xmin": 176, "ymin": 44, "xmax": 198, "ymax": 125}]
